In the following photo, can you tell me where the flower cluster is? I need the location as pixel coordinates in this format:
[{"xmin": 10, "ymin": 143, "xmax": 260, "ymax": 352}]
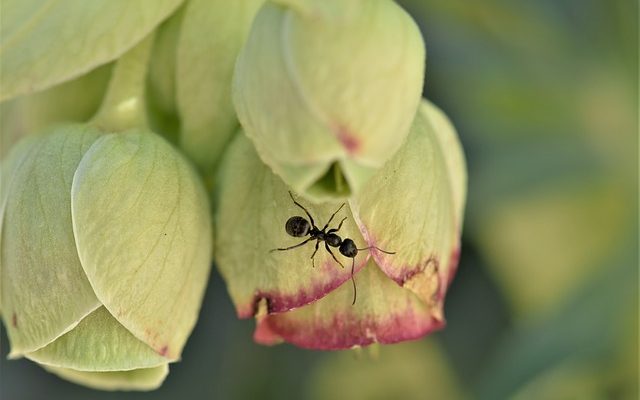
[{"xmin": 1, "ymin": 0, "xmax": 466, "ymax": 391}]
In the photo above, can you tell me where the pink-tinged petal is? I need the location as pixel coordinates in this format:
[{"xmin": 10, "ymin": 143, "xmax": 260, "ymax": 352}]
[
  {"xmin": 215, "ymin": 133, "xmax": 369, "ymax": 318},
  {"xmin": 253, "ymin": 260, "xmax": 445, "ymax": 350},
  {"xmin": 350, "ymin": 100, "xmax": 466, "ymax": 307}
]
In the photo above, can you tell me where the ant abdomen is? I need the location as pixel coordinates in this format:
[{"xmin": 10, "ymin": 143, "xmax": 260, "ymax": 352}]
[{"xmin": 285, "ymin": 216, "xmax": 310, "ymax": 237}]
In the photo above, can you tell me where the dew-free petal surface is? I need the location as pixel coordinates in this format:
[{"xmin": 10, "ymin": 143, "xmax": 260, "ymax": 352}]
[
  {"xmin": 71, "ymin": 131, "xmax": 212, "ymax": 360},
  {"xmin": 351, "ymin": 100, "xmax": 466, "ymax": 313},
  {"xmin": 177, "ymin": 0, "xmax": 264, "ymax": 172},
  {"xmin": 42, "ymin": 363, "xmax": 169, "ymax": 391},
  {"xmin": 215, "ymin": 133, "xmax": 368, "ymax": 318},
  {"xmin": 0, "ymin": 0, "xmax": 183, "ymax": 101},
  {"xmin": 233, "ymin": 0, "xmax": 424, "ymax": 200},
  {"xmin": 1, "ymin": 126, "xmax": 102, "ymax": 356},
  {"xmin": 28, "ymin": 307, "xmax": 168, "ymax": 371}
]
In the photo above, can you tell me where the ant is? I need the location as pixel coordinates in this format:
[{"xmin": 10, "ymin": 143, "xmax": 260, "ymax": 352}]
[{"xmin": 270, "ymin": 191, "xmax": 394, "ymax": 305}]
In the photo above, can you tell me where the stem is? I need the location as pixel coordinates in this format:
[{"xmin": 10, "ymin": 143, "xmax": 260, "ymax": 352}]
[{"xmin": 91, "ymin": 34, "xmax": 154, "ymax": 132}]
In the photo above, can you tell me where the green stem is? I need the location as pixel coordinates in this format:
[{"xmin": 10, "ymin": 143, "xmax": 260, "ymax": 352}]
[{"xmin": 91, "ymin": 34, "xmax": 154, "ymax": 132}]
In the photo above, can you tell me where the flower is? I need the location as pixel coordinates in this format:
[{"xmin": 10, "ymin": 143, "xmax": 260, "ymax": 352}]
[
  {"xmin": 232, "ymin": 0, "xmax": 425, "ymax": 201},
  {"xmin": 214, "ymin": 99, "xmax": 466, "ymax": 349},
  {"xmin": 0, "ymin": 125, "xmax": 212, "ymax": 390}
]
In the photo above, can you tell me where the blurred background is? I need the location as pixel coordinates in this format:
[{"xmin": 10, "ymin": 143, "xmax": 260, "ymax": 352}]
[{"xmin": 1, "ymin": 0, "xmax": 637, "ymax": 398}]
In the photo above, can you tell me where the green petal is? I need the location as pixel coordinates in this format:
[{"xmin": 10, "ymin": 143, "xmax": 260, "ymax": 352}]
[
  {"xmin": 214, "ymin": 132, "xmax": 368, "ymax": 318},
  {"xmin": 423, "ymin": 100, "xmax": 467, "ymax": 227},
  {"xmin": 0, "ymin": 135, "xmax": 41, "ymax": 314},
  {"xmin": 27, "ymin": 307, "xmax": 167, "ymax": 371},
  {"xmin": 42, "ymin": 363, "xmax": 169, "ymax": 391},
  {"xmin": 1, "ymin": 126, "xmax": 102, "ymax": 356},
  {"xmin": 0, "ymin": 64, "xmax": 112, "ymax": 159},
  {"xmin": 350, "ymin": 100, "xmax": 466, "ymax": 312},
  {"xmin": 146, "ymin": 6, "xmax": 184, "ymax": 142},
  {"xmin": 254, "ymin": 260, "xmax": 443, "ymax": 349},
  {"xmin": 0, "ymin": 0, "xmax": 184, "ymax": 101},
  {"xmin": 71, "ymin": 131, "xmax": 212, "ymax": 360},
  {"xmin": 176, "ymin": 0, "xmax": 264, "ymax": 173},
  {"xmin": 233, "ymin": 0, "xmax": 424, "ymax": 201}
]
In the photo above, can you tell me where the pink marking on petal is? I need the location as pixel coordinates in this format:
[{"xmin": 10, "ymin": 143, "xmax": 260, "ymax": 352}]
[
  {"xmin": 236, "ymin": 258, "xmax": 369, "ymax": 319},
  {"xmin": 336, "ymin": 125, "xmax": 360, "ymax": 155},
  {"xmin": 11, "ymin": 312, "xmax": 18, "ymax": 329},
  {"xmin": 158, "ymin": 345, "xmax": 169, "ymax": 357},
  {"xmin": 261, "ymin": 304, "xmax": 445, "ymax": 350},
  {"xmin": 253, "ymin": 318, "xmax": 284, "ymax": 345}
]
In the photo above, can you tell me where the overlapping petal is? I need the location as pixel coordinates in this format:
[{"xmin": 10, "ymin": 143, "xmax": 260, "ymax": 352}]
[
  {"xmin": 1, "ymin": 126, "xmax": 103, "ymax": 356},
  {"xmin": 214, "ymin": 132, "xmax": 368, "ymax": 318},
  {"xmin": 0, "ymin": 0, "xmax": 184, "ymax": 100},
  {"xmin": 71, "ymin": 131, "xmax": 212, "ymax": 359},
  {"xmin": 350, "ymin": 100, "xmax": 466, "ymax": 311}
]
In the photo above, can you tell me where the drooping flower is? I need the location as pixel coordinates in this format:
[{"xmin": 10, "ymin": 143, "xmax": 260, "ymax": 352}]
[
  {"xmin": 214, "ymin": 99, "xmax": 466, "ymax": 349},
  {"xmin": 0, "ymin": 125, "xmax": 212, "ymax": 390}
]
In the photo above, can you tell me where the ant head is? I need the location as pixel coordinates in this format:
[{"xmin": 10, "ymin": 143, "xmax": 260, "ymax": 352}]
[
  {"xmin": 339, "ymin": 238, "xmax": 358, "ymax": 258},
  {"xmin": 285, "ymin": 216, "xmax": 310, "ymax": 237}
]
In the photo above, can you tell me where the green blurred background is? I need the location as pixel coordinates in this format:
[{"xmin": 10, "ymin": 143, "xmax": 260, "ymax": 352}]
[{"xmin": 1, "ymin": 0, "xmax": 638, "ymax": 399}]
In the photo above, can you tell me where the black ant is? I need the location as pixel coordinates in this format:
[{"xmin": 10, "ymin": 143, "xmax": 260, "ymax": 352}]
[{"xmin": 270, "ymin": 191, "xmax": 394, "ymax": 305}]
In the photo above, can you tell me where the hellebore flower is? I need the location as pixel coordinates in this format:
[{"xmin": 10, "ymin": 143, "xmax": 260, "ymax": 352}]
[
  {"xmin": 232, "ymin": 0, "xmax": 425, "ymax": 200},
  {"xmin": 0, "ymin": 125, "xmax": 212, "ymax": 390},
  {"xmin": 214, "ymin": 99, "xmax": 466, "ymax": 349}
]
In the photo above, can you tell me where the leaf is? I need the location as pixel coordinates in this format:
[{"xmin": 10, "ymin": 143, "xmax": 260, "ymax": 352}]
[
  {"xmin": 71, "ymin": 131, "xmax": 212, "ymax": 360},
  {"xmin": 1, "ymin": 125, "xmax": 102, "ymax": 356},
  {"xmin": 254, "ymin": 260, "xmax": 443, "ymax": 349},
  {"xmin": 176, "ymin": 0, "xmax": 264, "ymax": 173},
  {"xmin": 214, "ymin": 132, "xmax": 368, "ymax": 318},
  {"xmin": 0, "ymin": 0, "xmax": 184, "ymax": 101},
  {"xmin": 42, "ymin": 363, "xmax": 169, "ymax": 391},
  {"xmin": 350, "ymin": 100, "xmax": 465, "ymax": 311},
  {"xmin": 27, "ymin": 307, "xmax": 168, "ymax": 371}
]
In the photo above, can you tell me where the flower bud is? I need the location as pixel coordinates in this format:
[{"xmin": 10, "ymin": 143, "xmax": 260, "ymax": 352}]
[
  {"xmin": 214, "ymin": 99, "xmax": 466, "ymax": 349},
  {"xmin": 233, "ymin": 0, "xmax": 425, "ymax": 201},
  {"xmin": 0, "ymin": 125, "xmax": 212, "ymax": 390}
]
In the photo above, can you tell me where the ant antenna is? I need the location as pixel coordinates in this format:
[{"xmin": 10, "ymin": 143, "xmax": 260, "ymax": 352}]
[
  {"xmin": 350, "ymin": 258, "xmax": 357, "ymax": 305},
  {"xmin": 357, "ymin": 246, "xmax": 396, "ymax": 255}
]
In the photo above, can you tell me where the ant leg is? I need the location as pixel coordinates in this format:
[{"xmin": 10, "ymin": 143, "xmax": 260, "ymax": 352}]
[
  {"xmin": 270, "ymin": 237, "xmax": 314, "ymax": 252},
  {"xmin": 327, "ymin": 217, "xmax": 348, "ymax": 234},
  {"xmin": 321, "ymin": 203, "xmax": 345, "ymax": 231},
  {"xmin": 310, "ymin": 241, "xmax": 320, "ymax": 268},
  {"xmin": 324, "ymin": 243, "xmax": 345, "ymax": 269},
  {"xmin": 288, "ymin": 191, "xmax": 315, "ymax": 227},
  {"xmin": 357, "ymin": 246, "xmax": 396, "ymax": 255},
  {"xmin": 350, "ymin": 258, "xmax": 357, "ymax": 305}
]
